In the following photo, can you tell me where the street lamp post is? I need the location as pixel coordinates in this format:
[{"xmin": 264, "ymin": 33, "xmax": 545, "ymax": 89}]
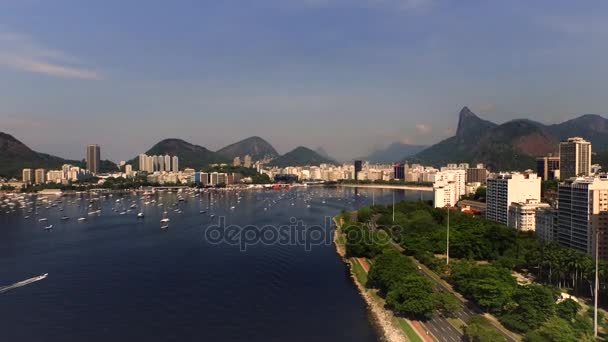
[
  {"xmin": 446, "ymin": 205, "xmax": 450, "ymax": 265},
  {"xmin": 594, "ymin": 229, "xmax": 600, "ymax": 338},
  {"xmin": 392, "ymin": 192, "xmax": 395, "ymax": 222}
]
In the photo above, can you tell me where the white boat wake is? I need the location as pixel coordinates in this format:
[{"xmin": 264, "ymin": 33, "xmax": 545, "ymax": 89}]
[{"xmin": 0, "ymin": 273, "xmax": 48, "ymax": 293}]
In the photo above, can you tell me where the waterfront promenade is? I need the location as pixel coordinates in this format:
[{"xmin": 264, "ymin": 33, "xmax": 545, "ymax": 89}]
[{"xmin": 338, "ymin": 184, "xmax": 433, "ymax": 192}]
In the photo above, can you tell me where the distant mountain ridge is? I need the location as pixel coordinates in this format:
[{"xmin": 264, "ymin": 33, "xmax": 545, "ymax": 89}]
[
  {"xmin": 216, "ymin": 136, "xmax": 279, "ymax": 161},
  {"xmin": 411, "ymin": 107, "xmax": 608, "ymax": 171},
  {"xmin": 130, "ymin": 138, "xmax": 229, "ymax": 170},
  {"xmin": 363, "ymin": 142, "xmax": 427, "ymax": 163},
  {"xmin": 267, "ymin": 146, "xmax": 336, "ymax": 167},
  {"xmin": 0, "ymin": 132, "xmax": 118, "ymax": 178}
]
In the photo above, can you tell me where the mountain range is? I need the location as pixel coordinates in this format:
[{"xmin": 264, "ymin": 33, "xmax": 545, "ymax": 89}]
[
  {"xmin": 0, "ymin": 132, "xmax": 335, "ymax": 178},
  {"xmin": 363, "ymin": 142, "xmax": 427, "ymax": 163},
  {"xmin": 0, "ymin": 132, "xmax": 118, "ymax": 178},
  {"xmin": 266, "ymin": 146, "xmax": 336, "ymax": 168},
  {"xmin": 128, "ymin": 139, "xmax": 230, "ymax": 170},
  {"xmin": 3, "ymin": 107, "xmax": 608, "ymax": 177},
  {"xmin": 409, "ymin": 107, "xmax": 608, "ymax": 171}
]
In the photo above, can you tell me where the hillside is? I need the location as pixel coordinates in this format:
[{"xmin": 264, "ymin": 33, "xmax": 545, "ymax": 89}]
[
  {"xmin": 0, "ymin": 132, "xmax": 118, "ymax": 178},
  {"xmin": 411, "ymin": 107, "xmax": 498, "ymax": 167},
  {"xmin": 267, "ymin": 146, "xmax": 336, "ymax": 167},
  {"xmin": 364, "ymin": 142, "xmax": 426, "ymax": 163},
  {"xmin": 130, "ymin": 138, "xmax": 229, "ymax": 170},
  {"xmin": 409, "ymin": 107, "xmax": 603, "ymax": 171},
  {"xmin": 216, "ymin": 136, "xmax": 279, "ymax": 161},
  {"xmin": 547, "ymin": 114, "xmax": 608, "ymax": 151}
]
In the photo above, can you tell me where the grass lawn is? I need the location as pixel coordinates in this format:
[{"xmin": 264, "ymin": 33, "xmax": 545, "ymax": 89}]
[
  {"xmin": 351, "ymin": 258, "xmax": 368, "ymax": 286},
  {"xmin": 396, "ymin": 318, "xmax": 424, "ymax": 342}
]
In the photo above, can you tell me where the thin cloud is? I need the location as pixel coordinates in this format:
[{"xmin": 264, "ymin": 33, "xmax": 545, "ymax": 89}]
[
  {"xmin": 0, "ymin": 30, "xmax": 103, "ymax": 80},
  {"xmin": 415, "ymin": 123, "xmax": 432, "ymax": 135}
]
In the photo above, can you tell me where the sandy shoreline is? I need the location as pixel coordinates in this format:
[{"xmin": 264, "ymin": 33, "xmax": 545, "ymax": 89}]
[{"xmin": 333, "ymin": 218, "xmax": 408, "ymax": 342}]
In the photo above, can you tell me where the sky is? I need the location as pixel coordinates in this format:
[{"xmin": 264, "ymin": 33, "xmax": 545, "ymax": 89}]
[{"xmin": 1, "ymin": 0, "xmax": 608, "ymax": 162}]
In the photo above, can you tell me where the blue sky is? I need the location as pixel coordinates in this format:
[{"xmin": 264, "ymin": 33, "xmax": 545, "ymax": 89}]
[{"xmin": 1, "ymin": 0, "xmax": 608, "ymax": 161}]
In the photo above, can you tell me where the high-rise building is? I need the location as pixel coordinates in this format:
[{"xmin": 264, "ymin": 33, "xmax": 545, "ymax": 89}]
[
  {"xmin": 158, "ymin": 155, "xmax": 165, "ymax": 172},
  {"xmin": 164, "ymin": 155, "xmax": 171, "ymax": 171},
  {"xmin": 559, "ymin": 137, "xmax": 591, "ymax": 180},
  {"xmin": 22, "ymin": 168, "xmax": 33, "ymax": 184},
  {"xmin": 393, "ymin": 164, "xmax": 405, "ymax": 180},
  {"xmin": 354, "ymin": 160, "xmax": 362, "ymax": 180},
  {"xmin": 233, "ymin": 157, "xmax": 241, "ymax": 167},
  {"xmin": 486, "ymin": 172, "xmax": 541, "ymax": 226},
  {"xmin": 152, "ymin": 155, "xmax": 159, "ymax": 172},
  {"xmin": 243, "ymin": 155, "xmax": 252, "ymax": 168},
  {"xmin": 146, "ymin": 156, "xmax": 154, "ymax": 173},
  {"xmin": 34, "ymin": 168, "xmax": 46, "ymax": 184},
  {"xmin": 557, "ymin": 177, "xmax": 608, "ymax": 260},
  {"xmin": 536, "ymin": 156, "xmax": 560, "ymax": 180},
  {"xmin": 172, "ymin": 156, "xmax": 179, "ymax": 172},
  {"xmin": 86, "ymin": 144, "xmax": 100, "ymax": 175},
  {"xmin": 138, "ymin": 154, "xmax": 147, "ymax": 171},
  {"xmin": 125, "ymin": 164, "xmax": 133, "ymax": 177},
  {"xmin": 536, "ymin": 207, "xmax": 557, "ymax": 243}
]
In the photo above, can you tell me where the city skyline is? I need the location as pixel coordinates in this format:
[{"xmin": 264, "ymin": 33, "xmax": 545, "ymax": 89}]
[{"xmin": 2, "ymin": 1, "xmax": 608, "ymax": 160}]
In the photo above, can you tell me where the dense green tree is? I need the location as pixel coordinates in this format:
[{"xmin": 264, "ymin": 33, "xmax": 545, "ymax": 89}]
[
  {"xmin": 555, "ymin": 299, "xmax": 580, "ymax": 322},
  {"xmin": 451, "ymin": 262, "xmax": 517, "ymax": 312},
  {"xmin": 434, "ymin": 291, "xmax": 460, "ymax": 318},
  {"xmin": 357, "ymin": 207, "xmax": 373, "ymax": 223},
  {"xmin": 343, "ymin": 224, "xmax": 387, "ymax": 259},
  {"xmin": 367, "ymin": 250, "xmax": 416, "ymax": 293},
  {"xmin": 498, "ymin": 285, "xmax": 556, "ymax": 333},
  {"xmin": 524, "ymin": 317, "xmax": 577, "ymax": 342},
  {"xmin": 386, "ymin": 275, "xmax": 435, "ymax": 320}
]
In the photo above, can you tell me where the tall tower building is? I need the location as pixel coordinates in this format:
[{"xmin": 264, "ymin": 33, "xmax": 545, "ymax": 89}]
[
  {"xmin": 233, "ymin": 157, "xmax": 241, "ymax": 167},
  {"xmin": 138, "ymin": 154, "xmax": 147, "ymax": 171},
  {"xmin": 34, "ymin": 168, "xmax": 46, "ymax": 184},
  {"xmin": 158, "ymin": 155, "xmax": 165, "ymax": 172},
  {"xmin": 86, "ymin": 144, "xmax": 100, "ymax": 175},
  {"xmin": 164, "ymin": 155, "xmax": 171, "ymax": 171},
  {"xmin": 146, "ymin": 156, "xmax": 154, "ymax": 173},
  {"xmin": 22, "ymin": 169, "xmax": 33, "ymax": 184},
  {"xmin": 354, "ymin": 160, "xmax": 362, "ymax": 180},
  {"xmin": 243, "ymin": 155, "xmax": 252, "ymax": 168},
  {"xmin": 558, "ymin": 177, "xmax": 608, "ymax": 260},
  {"xmin": 559, "ymin": 137, "xmax": 591, "ymax": 180},
  {"xmin": 172, "ymin": 156, "xmax": 179, "ymax": 172}
]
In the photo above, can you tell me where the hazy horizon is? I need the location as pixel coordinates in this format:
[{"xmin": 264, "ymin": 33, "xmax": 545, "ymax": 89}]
[{"xmin": 2, "ymin": 0, "xmax": 608, "ymax": 161}]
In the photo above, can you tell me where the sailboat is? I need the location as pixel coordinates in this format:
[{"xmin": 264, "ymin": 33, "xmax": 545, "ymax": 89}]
[{"xmin": 160, "ymin": 211, "xmax": 170, "ymax": 229}]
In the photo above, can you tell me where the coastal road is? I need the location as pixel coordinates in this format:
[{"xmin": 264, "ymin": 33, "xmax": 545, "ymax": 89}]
[{"xmin": 423, "ymin": 315, "xmax": 463, "ymax": 342}]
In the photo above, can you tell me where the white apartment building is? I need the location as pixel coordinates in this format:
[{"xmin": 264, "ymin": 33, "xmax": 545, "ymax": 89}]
[
  {"xmin": 434, "ymin": 179, "xmax": 457, "ymax": 207},
  {"xmin": 508, "ymin": 200, "xmax": 550, "ymax": 231},
  {"xmin": 486, "ymin": 172, "xmax": 541, "ymax": 226},
  {"xmin": 433, "ymin": 169, "xmax": 466, "ymax": 208}
]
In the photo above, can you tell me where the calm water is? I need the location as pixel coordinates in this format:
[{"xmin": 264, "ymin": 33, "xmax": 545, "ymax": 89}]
[{"xmin": 0, "ymin": 186, "xmax": 431, "ymax": 342}]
